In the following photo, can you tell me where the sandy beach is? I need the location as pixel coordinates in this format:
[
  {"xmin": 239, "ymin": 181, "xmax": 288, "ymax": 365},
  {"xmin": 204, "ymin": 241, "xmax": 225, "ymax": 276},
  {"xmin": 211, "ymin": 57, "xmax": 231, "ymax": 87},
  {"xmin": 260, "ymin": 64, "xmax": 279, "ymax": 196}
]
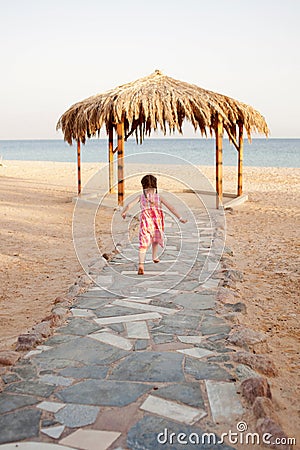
[{"xmin": 0, "ymin": 160, "xmax": 299, "ymax": 442}]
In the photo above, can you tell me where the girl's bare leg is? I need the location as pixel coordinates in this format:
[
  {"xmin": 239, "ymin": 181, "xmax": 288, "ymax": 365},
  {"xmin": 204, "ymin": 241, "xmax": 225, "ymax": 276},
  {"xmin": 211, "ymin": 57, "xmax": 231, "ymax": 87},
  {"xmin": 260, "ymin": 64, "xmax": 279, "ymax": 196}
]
[
  {"xmin": 138, "ymin": 248, "xmax": 147, "ymax": 274},
  {"xmin": 152, "ymin": 243, "xmax": 159, "ymax": 263}
]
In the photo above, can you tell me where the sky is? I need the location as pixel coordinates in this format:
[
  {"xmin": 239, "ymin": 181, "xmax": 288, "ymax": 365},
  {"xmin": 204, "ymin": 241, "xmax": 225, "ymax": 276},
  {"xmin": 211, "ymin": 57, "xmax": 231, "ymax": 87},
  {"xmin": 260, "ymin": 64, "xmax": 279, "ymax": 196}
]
[{"xmin": 0, "ymin": 0, "xmax": 299, "ymax": 139}]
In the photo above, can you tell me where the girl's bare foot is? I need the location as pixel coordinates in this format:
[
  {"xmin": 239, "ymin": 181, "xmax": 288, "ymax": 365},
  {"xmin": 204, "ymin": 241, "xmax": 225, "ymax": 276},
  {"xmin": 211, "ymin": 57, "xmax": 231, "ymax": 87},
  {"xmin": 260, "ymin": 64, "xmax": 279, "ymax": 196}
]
[{"xmin": 138, "ymin": 265, "xmax": 144, "ymax": 275}]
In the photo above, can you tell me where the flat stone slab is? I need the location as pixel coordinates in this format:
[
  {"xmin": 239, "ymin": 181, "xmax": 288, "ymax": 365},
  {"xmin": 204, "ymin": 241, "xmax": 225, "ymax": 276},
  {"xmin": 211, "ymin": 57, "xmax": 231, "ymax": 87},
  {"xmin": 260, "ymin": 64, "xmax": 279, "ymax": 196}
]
[
  {"xmin": 178, "ymin": 335, "xmax": 205, "ymax": 344},
  {"xmin": 75, "ymin": 297, "xmax": 111, "ymax": 309},
  {"xmin": 33, "ymin": 337, "xmax": 129, "ymax": 365},
  {"xmin": 152, "ymin": 334, "xmax": 174, "ymax": 344},
  {"xmin": 121, "ymin": 296, "xmax": 152, "ymax": 304},
  {"xmin": 32, "ymin": 358, "xmax": 79, "ymax": 370},
  {"xmin": 59, "ymin": 429, "xmax": 121, "ymax": 450},
  {"xmin": 44, "ymin": 335, "xmax": 77, "ymax": 346},
  {"xmin": 153, "ymin": 314, "xmax": 200, "ymax": 334},
  {"xmin": 39, "ymin": 375, "xmax": 73, "ymax": 387},
  {"xmin": 110, "ymin": 352, "xmax": 184, "ymax": 382},
  {"xmin": 177, "ymin": 347, "xmax": 215, "ymax": 359},
  {"xmin": 57, "ymin": 318, "xmax": 101, "ymax": 336},
  {"xmin": 172, "ymin": 293, "xmax": 215, "ymax": 310},
  {"xmin": 201, "ymin": 316, "xmax": 231, "ymax": 335},
  {"xmin": 125, "ymin": 321, "xmax": 150, "ymax": 339},
  {"xmin": 70, "ymin": 308, "xmax": 96, "ymax": 318},
  {"xmin": 112, "ymin": 299, "xmax": 178, "ymax": 315},
  {"xmin": 58, "ymin": 365, "xmax": 108, "ymax": 380},
  {"xmin": 0, "ymin": 408, "xmax": 41, "ymax": 444},
  {"xmin": 37, "ymin": 401, "xmax": 65, "ymax": 413},
  {"xmin": 5, "ymin": 381, "xmax": 55, "ymax": 398},
  {"xmin": 127, "ymin": 415, "xmax": 236, "ymax": 450},
  {"xmin": 205, "ymin": 380, "xmax": 244, "ymax": 422},
  {"xmin": 55, "ymin": 404, "xmax": 100, "ymax": 428},
  {"xmin": 0, "ymin": 393, "xmax": 38, "ymax": 414},
  {"xmin": 41, "ymin": 425, "xmax": 65, "ymax": 439},
  {"xmin": 152, "ymin": 382, "xmax": 205, "ymax": 408},
  {"xmin": 185, "ymin": 359, "xmax": 233, "ymax": 381},
  {"xmin": 56, "ymin": 380, "xmax": 152, "ymax": 407},
  {"xmin": 140, "ymin": 395, "xmax": 207, "ymax": 425},
  {"xmin": 95, "ymin": 305, "xmax": 145, "ymax": 318},
  {"xmin": 88, "ymin": 331, "xmax": 133, "ymax": 351},
  {"xmin": 94, "ymin": 312, "xmax": 162, "ymax": 325}
]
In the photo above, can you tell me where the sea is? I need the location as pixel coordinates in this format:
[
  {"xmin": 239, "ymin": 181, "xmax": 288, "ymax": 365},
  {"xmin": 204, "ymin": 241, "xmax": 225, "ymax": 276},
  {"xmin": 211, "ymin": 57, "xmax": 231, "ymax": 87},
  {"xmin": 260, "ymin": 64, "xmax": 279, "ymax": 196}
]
[{"xmin": 0, "ymin": 138, "xmax": 299, "ymax": 168}]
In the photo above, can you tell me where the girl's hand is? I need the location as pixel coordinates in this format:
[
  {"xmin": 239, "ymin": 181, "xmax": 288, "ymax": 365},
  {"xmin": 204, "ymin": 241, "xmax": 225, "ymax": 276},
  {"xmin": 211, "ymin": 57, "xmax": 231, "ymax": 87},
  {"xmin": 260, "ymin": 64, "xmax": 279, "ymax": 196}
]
[{"xmin": 179, "ymin": 217, "xmax": 187, "ymax": 223}]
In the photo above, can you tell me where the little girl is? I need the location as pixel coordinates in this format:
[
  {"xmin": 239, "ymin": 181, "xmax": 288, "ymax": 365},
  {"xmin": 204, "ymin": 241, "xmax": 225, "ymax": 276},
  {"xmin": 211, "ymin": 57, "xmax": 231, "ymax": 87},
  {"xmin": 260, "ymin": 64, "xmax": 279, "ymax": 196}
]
[{"xmin": 121, "ymin": 174, "xmax": 187, "ymax": 275}]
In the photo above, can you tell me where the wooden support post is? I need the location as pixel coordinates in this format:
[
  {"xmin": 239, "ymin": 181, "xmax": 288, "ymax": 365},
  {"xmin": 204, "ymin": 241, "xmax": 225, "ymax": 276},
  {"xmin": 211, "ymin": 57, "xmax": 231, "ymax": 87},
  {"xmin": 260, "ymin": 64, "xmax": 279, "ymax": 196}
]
[
  {"xmin": 108, "ymin": 127, "xmax": 114, "ymax": 194},
  {"xmin": 237, "ymin": 122, "xmax": 244, "ymax": 196},
  {"xmin": 77, "ymin": 139, "xmax": 81, "ymax": 195},
  {"xmin": 116, "ymin": 122, "xmax": 124, "ymax": 206},
  {"xmin": 215, "ymin": 116, "xmax": 223, "ymax": 209}
]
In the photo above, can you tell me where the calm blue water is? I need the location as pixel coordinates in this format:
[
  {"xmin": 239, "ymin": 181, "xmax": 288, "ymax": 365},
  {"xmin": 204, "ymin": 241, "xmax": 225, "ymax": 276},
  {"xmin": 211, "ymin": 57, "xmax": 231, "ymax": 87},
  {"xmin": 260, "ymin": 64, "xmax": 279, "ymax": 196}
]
[{"xmin": 0, "ymin": 138, "xmax": 299, "ymax": 168}]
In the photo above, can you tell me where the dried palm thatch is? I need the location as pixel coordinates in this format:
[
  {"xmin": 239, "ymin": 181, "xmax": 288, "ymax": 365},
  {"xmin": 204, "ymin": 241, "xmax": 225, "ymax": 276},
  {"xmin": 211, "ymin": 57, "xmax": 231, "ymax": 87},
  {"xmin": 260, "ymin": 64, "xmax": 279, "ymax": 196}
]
[{"xmin": 57, "ymin": 70, "xmax": 269, "ymax": 145}]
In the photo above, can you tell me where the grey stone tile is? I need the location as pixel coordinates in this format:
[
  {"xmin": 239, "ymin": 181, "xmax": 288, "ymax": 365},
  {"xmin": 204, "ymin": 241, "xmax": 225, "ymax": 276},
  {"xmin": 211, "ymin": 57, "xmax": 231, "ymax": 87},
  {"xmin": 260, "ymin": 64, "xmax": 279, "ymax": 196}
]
[
  {"xmin": 32, "ymin": 358, "xmax": 79, "ymax": 370},
  {"xmin": 55, "ymin": 404, "xmax": 99, "ymax": 428},
  {"xmin": 153, "ymin": 382, "xmax": 205, "ymax": 408},
  {"xmin": 75, "ymin": 297, "xmax": 110, "ymax": 309},
  {"xmin": 0, "ymin": 408, "xmax": 41, "ymax": 444},
  {"xmin": 127, "ymin": 416, "xmax": 236, "ymax": 450},
  {"xmin": 152, "ymin": 314, "xmax": 201, "ymax": 334},
  {"xmin": 110, "ymin": 352, "xmax": 185, "ymax": 382},
  {"xmin": 59, "ymin": 365, "xmax": 108, "ymax": 380},
  {"xmin": 185, "ymin": 359, "xmax": 234, "ymax": 381},
  {"xmin": 95, "ymin": 305, "xmax": 145, "ymax": 318},
  {"xmin": 5, "ymin": 381, "xmax": 56, "ymax": 398},
  {"xmin": 33, "ymin": 337, "xmax": 129, "ymax": 366},
  {"xmin": 44, "ymin": 334, "xmax": 78, "ymax": 346},
  {"xmin": 140, "ymin": 395, "xmax": 207, "ymax": 425},
  {"xmin": 152, "ymin": 334, "xmax": 174, "ymax": 344},
  {"xmin": 134, "ymin": 339, "xmax": 149, "ymax": 350},
  {"xmin": 57, "ymin": 318, "xmax": 101, "ymax": 336},
  {"xmin": 201, "ymin": 316, "xmax": 231, "ymax": 335},
  {"xmin": 11, "ymin": 362, "xmax": 37, "ymax": 380},
  {"xmin": 41, "ymin": 424, "xmax": 65, "ymax": 439},
  {"xmin": 39, "ymin": 375, "xmax": 73, "ymax": 386},
  {"xmin": 172, "ymin": 293, "xmax": 216, "ymax": 310},
  {"xmin": 205, "ymin": 380, "xmax": 244, "ymax": 422},
  {"xmin": 0, "ymin": 393, "xmax": 39, "ymax": 414},
  {"xmin": 108, "ymin": 323, "xmax": 124, "ymax": 333},
  {"xmin": 56, "ymin": 380, "xmax": 152, "ymax": 406}
]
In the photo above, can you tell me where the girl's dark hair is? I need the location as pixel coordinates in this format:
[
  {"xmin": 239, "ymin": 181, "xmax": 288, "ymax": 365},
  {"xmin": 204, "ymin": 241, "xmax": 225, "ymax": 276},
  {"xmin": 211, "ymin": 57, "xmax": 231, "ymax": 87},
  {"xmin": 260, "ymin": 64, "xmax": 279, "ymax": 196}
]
[{"xmin": 141, "ymin": 174, "xmax": 157, "ymax": 190}]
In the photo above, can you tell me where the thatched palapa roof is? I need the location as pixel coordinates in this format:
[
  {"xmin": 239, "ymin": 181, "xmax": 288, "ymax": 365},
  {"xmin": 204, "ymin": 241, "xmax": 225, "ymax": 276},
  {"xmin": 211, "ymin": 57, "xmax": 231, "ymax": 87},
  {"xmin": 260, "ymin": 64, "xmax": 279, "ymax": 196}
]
[{"xmin": 57, "ymin": 70, "xmax": 269, "ymax": 145}]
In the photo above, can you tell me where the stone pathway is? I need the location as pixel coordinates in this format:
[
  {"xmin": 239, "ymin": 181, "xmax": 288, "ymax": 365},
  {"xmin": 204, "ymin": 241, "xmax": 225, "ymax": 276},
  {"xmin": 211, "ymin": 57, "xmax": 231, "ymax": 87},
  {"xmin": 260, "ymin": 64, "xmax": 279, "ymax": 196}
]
[{"xmin": 0, "ymin": 205, "xmax": 246, "ymax": 450}]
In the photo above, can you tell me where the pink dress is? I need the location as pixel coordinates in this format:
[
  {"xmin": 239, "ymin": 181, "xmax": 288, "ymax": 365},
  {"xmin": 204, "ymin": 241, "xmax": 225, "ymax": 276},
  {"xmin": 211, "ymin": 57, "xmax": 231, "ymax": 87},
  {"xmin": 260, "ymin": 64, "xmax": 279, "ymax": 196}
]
[{"xmin": 139, "ymin": 193, "xmax": 164, "ymax": 249}]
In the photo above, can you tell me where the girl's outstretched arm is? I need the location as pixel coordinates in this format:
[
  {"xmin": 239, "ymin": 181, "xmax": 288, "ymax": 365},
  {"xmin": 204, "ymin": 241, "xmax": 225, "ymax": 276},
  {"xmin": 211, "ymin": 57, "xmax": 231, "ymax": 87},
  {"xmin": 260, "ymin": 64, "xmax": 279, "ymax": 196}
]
[
  {"xmin": 121, "ymin": 195, "xmax": 140, "ymax": 219},
  {"xmin": 160, "ymin": 195, "xmax": 187, "ymax": 223}
]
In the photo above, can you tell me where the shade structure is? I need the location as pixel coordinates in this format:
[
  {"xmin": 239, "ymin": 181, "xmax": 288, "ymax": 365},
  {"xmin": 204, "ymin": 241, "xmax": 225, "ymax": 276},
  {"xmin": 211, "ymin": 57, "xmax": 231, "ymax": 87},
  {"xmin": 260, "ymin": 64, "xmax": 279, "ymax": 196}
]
[{"xmin": 56, "ymin": 70, "xmax": 269, "ymax": 206}]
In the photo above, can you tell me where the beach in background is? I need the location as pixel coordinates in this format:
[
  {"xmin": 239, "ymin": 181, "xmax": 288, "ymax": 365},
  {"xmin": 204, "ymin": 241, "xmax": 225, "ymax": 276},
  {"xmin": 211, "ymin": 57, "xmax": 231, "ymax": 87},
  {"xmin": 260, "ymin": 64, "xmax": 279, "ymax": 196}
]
[{"xmin": 0, "ymin": 152, "xmax": 299, "ymax": 441}]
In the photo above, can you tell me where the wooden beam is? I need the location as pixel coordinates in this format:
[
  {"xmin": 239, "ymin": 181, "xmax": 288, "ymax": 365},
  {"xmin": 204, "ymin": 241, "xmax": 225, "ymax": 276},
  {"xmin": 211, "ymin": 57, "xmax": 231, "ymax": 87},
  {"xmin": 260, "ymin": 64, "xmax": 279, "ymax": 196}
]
[
  {"xmin": 215, "ymin": 116, "xmax": 223, "ymax": 209},
  {"xmin": 77, "ymin": 139, "xmax": 81, "ymax": 195},
  {"xmin": 116, "ymin": 122, "xmax": 125, "ymax": 206},
  {"xmin": 224, "ymin": 126, "xmax": 239, "ymax": 151},
  {"xmin": 237, "ymin": 122, "xmax": 244, "ymax": 196},
  {"xmin": 108, "ymin": 127, "xmax": 114, "ymax": 194}
]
